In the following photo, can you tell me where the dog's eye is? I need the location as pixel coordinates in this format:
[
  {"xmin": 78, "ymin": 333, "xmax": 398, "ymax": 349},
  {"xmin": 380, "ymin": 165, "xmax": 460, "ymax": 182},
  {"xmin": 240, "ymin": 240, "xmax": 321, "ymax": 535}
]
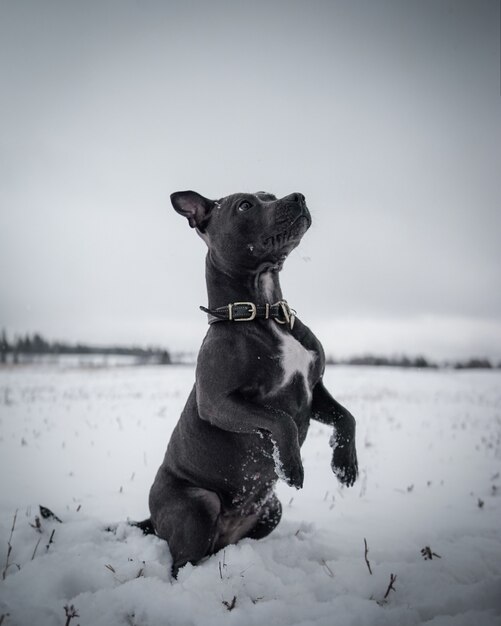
[{"xmin": 238, "ymin": 201, "xmax": 252, "ymax": 212}]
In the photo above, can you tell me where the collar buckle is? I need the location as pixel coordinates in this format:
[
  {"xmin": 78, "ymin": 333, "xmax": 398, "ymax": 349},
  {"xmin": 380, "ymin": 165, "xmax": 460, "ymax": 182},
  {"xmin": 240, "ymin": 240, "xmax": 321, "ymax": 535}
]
[{"xmin": 228, "ymin": 302, "xmax": 257, "ymax": 321}]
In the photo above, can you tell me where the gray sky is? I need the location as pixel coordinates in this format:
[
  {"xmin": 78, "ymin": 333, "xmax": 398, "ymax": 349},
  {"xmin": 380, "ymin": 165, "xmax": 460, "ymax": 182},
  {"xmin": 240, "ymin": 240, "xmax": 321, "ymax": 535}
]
[{"xmin": 1, "ymin": 0, "xmax": 500, "ymax": 360}]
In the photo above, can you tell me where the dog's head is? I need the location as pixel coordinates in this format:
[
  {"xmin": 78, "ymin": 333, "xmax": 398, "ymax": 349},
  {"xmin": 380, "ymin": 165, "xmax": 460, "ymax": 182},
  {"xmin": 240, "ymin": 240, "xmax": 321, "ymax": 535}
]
[{"xmin": 171, "ymin": 190, "xmax": 311, "ymax": 272}]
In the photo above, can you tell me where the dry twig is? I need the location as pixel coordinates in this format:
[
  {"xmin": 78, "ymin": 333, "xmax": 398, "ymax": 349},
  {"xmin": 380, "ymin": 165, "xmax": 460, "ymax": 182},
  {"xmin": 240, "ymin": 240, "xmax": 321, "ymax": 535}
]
[
  {"xmin": 218, "ymin": 550, "xmax": 227, "ymax": 580},
  {"xmin": 421, "ymin": 546, "xmax": 441, "ymax": 560},
  {"xmin": 2, "ymin": 510, "xmax": 20, "ymax": 580},
  {"xmin": 63, "ymin": 604, "xmax": 79, "ymax": 626},
  {"xmin": 321, "ymin": 559, "xmax": 334, "ymax": 578},
  {"xmin": 383, "ymin": 573, "xmax": 397, "ymax": 600},
  {"xmin": 31, "ymin": 538, "xmax": 42, "ymax": 561},
  {"xmin": 46, "ymin": 529, "xmax": 56, "ymax": 551},
  {"xmin": 222, "ymin": 596, "xmax": 237, "ymax": 611},
  {"xmin": 364, "ymin": 538, "xmax": 373, "ymax": 575}
]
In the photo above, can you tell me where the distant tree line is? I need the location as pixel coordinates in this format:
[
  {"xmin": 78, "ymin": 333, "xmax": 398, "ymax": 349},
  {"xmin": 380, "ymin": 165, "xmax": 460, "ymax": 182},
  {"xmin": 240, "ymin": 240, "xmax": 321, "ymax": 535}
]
[
  {"xmin": 329, "ymin": 355, "xmax": 434, "ymax": 368},
  {"xmin": 326, "ymin": 354, "xmax": 500, "ymax": 370},
  {"xmin": 0, "ymin": 330, "xmax": 171, "ymax": 365},
  {"xmin": 1, "ymin": 330, "xmax": 499, "ymax": 369}
]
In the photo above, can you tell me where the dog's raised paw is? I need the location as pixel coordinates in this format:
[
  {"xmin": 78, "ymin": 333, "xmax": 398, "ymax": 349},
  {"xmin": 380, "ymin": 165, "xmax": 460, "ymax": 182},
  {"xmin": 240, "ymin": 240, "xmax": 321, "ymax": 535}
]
[{"xmin": 331, "ymin": 445, "xmax": 358, "ymax": 487}]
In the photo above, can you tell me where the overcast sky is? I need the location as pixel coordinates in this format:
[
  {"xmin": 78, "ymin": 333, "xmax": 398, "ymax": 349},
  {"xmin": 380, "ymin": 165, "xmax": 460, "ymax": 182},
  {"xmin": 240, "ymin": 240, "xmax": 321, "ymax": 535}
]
[{"xmin": 1, "ymin": 0, "xmax": 500, "ymax": 360}]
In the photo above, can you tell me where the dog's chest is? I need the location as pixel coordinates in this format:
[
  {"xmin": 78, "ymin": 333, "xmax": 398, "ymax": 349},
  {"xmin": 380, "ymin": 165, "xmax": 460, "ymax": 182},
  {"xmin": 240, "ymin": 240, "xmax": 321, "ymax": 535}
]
[{"xmin": 269, "ymin": 326, "xmax": 316, "ymax": 400}]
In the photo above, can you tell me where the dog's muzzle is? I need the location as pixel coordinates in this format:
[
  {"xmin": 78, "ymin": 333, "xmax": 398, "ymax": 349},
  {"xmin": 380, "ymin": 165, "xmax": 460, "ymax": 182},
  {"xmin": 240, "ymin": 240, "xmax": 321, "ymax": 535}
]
[{"xmin": 276, "ymin": 193, "xmax": 311, "ymax": 229}]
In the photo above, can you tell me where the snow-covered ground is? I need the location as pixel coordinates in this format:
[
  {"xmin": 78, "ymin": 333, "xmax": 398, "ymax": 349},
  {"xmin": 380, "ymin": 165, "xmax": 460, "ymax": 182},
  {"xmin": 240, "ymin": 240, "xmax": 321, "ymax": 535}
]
[{"xmin": 0, "ymin": 364, "xmax": 500, "ymax": 626}]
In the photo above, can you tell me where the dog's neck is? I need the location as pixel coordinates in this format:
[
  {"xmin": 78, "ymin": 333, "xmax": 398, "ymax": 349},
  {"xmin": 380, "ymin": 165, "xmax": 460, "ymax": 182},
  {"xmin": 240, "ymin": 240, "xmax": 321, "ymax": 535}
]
[{"xmin": 205, "ymin": 253, "xmax": 283, "ymax": 309}]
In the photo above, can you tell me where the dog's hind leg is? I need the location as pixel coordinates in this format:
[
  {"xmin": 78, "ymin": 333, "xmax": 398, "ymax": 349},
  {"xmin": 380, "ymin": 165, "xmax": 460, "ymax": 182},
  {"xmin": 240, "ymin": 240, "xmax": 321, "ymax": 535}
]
[
  {"xmin": 244, "ymin": 492, "xmax": 282, "ymax": 540},
  {"xmin": 129, "ymin": 518, "xmax": 155, "ymax": 535},
  {"xmin": 149, "ymin": 474, "xmax": 221, "ymax": 578}
]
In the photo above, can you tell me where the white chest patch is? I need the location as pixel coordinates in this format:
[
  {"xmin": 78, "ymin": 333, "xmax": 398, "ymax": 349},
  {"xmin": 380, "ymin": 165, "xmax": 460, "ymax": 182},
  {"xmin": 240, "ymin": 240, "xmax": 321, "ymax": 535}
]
[
  {"xmin": 258, "ymin": 272, "xmax": 315, "ymax": 399},
  {"xmin": 271, "ymin": 325, "xmax": 316, "ymax": 400}
]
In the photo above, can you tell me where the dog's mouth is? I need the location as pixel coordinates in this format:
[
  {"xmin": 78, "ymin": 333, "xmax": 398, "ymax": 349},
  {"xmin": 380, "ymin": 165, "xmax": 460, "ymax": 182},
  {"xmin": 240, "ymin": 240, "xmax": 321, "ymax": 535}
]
[{"xmin": 261, "ymin": 213, "xmax": 310, "ymax": 252}]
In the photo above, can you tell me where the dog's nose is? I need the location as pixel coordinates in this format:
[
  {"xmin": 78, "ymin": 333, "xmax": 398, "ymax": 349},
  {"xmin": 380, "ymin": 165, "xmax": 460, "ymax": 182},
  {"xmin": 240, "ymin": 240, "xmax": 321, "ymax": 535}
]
[{"xmin": 284, "ymin": 193, "xmax": 306, "ymax": 207}]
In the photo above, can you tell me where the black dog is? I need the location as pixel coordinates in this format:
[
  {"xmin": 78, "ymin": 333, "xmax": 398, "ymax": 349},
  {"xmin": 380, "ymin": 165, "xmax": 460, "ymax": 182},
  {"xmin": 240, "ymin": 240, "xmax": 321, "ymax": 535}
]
[{"xmin": 145, "ymin": 191, "xmax": 358, "ymax": 577}]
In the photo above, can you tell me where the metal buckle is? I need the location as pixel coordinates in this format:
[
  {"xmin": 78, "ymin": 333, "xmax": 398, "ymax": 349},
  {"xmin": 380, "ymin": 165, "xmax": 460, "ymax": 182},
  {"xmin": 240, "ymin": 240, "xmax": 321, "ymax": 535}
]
[
  {"xmin": 273, "ymin": 300, "xmax": 295, "ymax": 329},
  {"xmin": 229, "ymin": 302, "xmax": 257, "ymax": 322}
]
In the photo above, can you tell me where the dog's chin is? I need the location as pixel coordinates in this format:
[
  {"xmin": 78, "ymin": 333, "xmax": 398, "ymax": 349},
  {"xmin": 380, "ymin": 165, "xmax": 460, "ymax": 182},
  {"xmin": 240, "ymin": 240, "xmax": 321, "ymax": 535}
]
[{"xmin": 293, "ymin": 210, "xmax": 312, "ymax": 230}]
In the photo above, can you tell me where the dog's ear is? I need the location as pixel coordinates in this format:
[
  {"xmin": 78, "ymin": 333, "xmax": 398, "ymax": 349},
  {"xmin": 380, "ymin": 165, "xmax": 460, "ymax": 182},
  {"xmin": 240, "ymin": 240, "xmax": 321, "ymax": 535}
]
[{"xmin": 171, "ymin": 191, "xmax": 215, "ymax": 231}]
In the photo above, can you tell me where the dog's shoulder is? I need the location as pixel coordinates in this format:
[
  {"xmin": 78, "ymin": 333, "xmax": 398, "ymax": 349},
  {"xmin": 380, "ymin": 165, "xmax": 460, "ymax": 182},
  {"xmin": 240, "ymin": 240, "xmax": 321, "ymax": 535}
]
[
  {"xmin": 195, "ymin": 322, "xmax": 284, "ymax": 388},
  {"xmin": 199, "ymin": 322, "xmax": 251, "ymax": 355},
  {"xmin": 196, "ymin": 323, "xmax": 262, "ymax": 379}
]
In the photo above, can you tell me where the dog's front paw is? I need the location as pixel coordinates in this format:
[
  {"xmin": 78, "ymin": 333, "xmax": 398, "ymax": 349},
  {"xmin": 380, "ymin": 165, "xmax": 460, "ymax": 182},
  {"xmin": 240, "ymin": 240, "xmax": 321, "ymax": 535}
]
[
  {"xmin": 331, "ymin": 436, "xmax": 358, "ymax": 487},
  {"xmin": 283, "ymin": 457, "xmax": 304, "ymax": 489},
  {"xmin": 273, "ymin": 446, "xmax": 304, "ymax": 489}
]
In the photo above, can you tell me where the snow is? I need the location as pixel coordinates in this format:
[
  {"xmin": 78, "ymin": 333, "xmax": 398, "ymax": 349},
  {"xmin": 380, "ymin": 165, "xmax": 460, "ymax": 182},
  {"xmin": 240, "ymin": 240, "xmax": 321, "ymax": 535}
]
[
  {"xmin": 270, "ymin": 438, "xmax": 288, "ymax": 484},
  {"xmin": 1, "ymin": 364, "xmax": 500, "ymax": 626}
]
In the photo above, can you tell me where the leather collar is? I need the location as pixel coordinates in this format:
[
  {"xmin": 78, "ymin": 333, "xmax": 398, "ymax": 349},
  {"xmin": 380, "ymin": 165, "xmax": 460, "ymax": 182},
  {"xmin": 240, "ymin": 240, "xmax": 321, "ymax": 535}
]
[{"xmin": 200, "ymin": 300, "xmax": 296, "ymax": 329}]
